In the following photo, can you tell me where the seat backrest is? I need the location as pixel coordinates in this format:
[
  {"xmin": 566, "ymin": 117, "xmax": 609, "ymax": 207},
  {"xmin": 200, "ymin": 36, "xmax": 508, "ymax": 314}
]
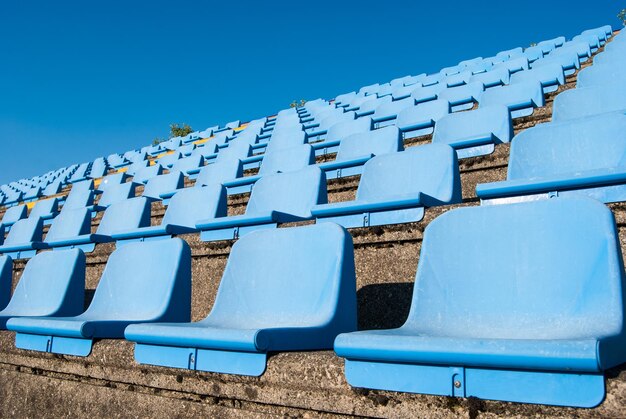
[
  {"xmin": 510, "ymin": 63, "xmax": 564, "ymax": 87},
  {"xmin": 4, "ymin": 217, "xmax": 43, "ymax": 246},
  {"xmin": 0, "ymin": 255, "xmax": 13, "ymax": 310},
  {"xmin": 126, "ymin": 160, "xmax": 149, "ymax": 176},
  {"xmin": 45, "ymin": 207, "xmax": 92, "ymax": 242},
  {"xmin": 29, "ymin": 198, "xmax": 58, "ymax": 219},
  {"xmin": 356, "ymin": 144, "xmax": 461, "ymax": 205},
  {"xmin": 80, "ymin": 238, "xmax": 190, "ymax": 321},
  {"xmin": 264, "ymin": 130, "xmax": 307, "ymax": 155},
  {"xmin": 336, "ymin": 126, "xmax": 403, "ymax": 162},
  {"xmin": 98, "ymin": 173, "xmax": 129, "ymax": 191},
  {"xmin": 480, "ymin": 80, "xmax": 544, "ymax": 109},
  {"xmin": 205, "ymin": 223, "xmax": 356, "ymax": 329},
  {"xmin": 553, "ymin": 83, "xmax": 626, "ymax": 122},
  {"xmin": 373, "ymin": 98, "xmax": 415, "ymax": 120},
  {"xmin": 142, "ymin": 172, "xmax": 184, "ymax": 200},
  {"xmin": 216, "ymin": 140, "xmax": 251, "ymax": 162},
  {"xmin": 404, "ymin": 198, "xmax": 624, "ymax": 340},
  {"xmin": 171, "ymin": 154, "xmax": 204, "ymax": 176},
  {"xmin": 577, "ymin": 64, "xmax": 626, "ymax": 89},
  {"xmin": 507, "ymin": 112, "xmax": 626, "ymax": 180},
  {"xmin": 259, "ymin": 144, "xmax": 315, "ymax": 176},
  {"xmin": 64, "ymin": 184, "xmax": 95, "ymax": 210},
  {"xmin": 246, "ymin": 166, "xmax": 327, "ymax": 219},
  {"xmin": 157, "ymin": 152, "xmax": 182, "ymax": 168},
  {"xmin": 326, "ymin": 117, "xmax": 372, "ymax": 143},
  {"xmin": 433, "ymin": 105, "xmax": 513, "ymax": 145},
  {"xmin": 96, "ymin": 197, "xmax": 151, "ymax": 235},
  {"xmin": 2, "ymin": 249, "xmax": 85, "ymax": 316},
  {"xmin": 1, "ymin": 205, "xmax": 27, "ymax": 226},
  {"xmin": 195, "ymin": 158, "xmax": 243, "ymax": 187},
  {"xmin": 97, "ymin": 182, "xmax": 136, "ymax": 208},
  {"xmin": 133, "ymin": 164, "xmax": 164, "ymax": 184},
  {"xmin": 162, "ymin": 185, "xmax": 227, "ymax": 229},
  {"xmin": 396, "ymin": 99, "xmax": 450, "ymax": 131}
]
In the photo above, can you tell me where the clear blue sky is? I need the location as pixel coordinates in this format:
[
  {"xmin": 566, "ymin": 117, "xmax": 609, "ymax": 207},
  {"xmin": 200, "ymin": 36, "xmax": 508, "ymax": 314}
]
[{"xmin": 0, "ymin": 1, "xmax": 622, "ymax": 185}]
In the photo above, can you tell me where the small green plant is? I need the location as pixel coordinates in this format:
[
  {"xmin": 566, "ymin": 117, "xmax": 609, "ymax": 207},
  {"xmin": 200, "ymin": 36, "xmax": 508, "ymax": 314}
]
[
  {"xmin": 289, "ymin": 99, "xmax": 307, "ymax": 108},
  {"xmin": 529, "ymin": 42, "xmax": 537, "ymax": 47},
  {"xmin": 169, "ymin": 123, "xmax": 193, "ymax": 138},
  {"xmin": 619, "ymin": 9, "xmax": 626, "ymax": 26},
  {"xmin": 152, "ymin": 137, "xmax": 166, "ymax": 145}
]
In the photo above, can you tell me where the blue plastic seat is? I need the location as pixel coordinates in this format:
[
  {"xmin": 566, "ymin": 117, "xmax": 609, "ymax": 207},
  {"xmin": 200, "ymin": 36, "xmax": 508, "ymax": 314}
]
[
  {"xmin": 196, "ymin": 166, "xmax": 327, "ymax": 242},
  {"xmin": 313, "ymin": 117, "xmax": 373, "ymax": 157},
  {"xmin": 98, "ymin": 173, "xmax": 130, "ymax": 191},
  {"xmin": 195, "ymin": 158, "xmax": 243, "ymax": 188},
  {"xmin": 510, "ymin": 63, "xmax": 565, "ymax": 93},
  {"xmin": 44, "ymin": 207, "xmax": 112, "ymax": 250},
  {"xmin": 0, "ymin": 217, "xmax": 46, "ymax": 259},
  {"xmin": 335, "ymin": 197, "xmax": 626, "ymax": 408},
  {"xmin": 171, "ymin": 154, "xmax": 204, "ymax": 178},
  {"xmin": 97, "ymin": 182, "xmax": 136, "ymax": 208},
  {"xmin": 110, "ymin": 185, "xmax": 227, "ymax": 243},
  {"xmin": 1, "ymin": 205, "xmax": 27, "ymax": 228},
  {"xmin": 0, "ymin": 249, "xmax": 85, "ymax": 329},
  {"xmin": 0, "ymin": 256, "xmax": 12, "ymax": 311},
  {"xmin": 63, "ymin": 180, "xmax": 100, "ymax": 212},
  {"xmin": 533, "ymin": 51, "xmax": 580, "ymax": 76},
  {"xmin": 7, "ymin": 238, "xmax": 191, "ymax": 357},
  {"xmin": 224, "ymin": 145, "xmax": 316, "ymax": 195},
  {"xmin": 142, "ymin": 171, "xmax": 184, "ymax": 201},
  {"xmin": 355, "ymin": 96, "xmax": 391, "ymax": 118},
  {"xmin": 438, "ymin": 82, "xmax": 484, "ymax": 111},
  {"xmin": 469, "ymin": 67, "xmax": 509, "ymax": 89},
  {"xmin": 29, "ymin": 198, "xmax": 59, "ymax": 224},
  {"xmin": 312, "ymin": 144, "xmax": 461, "ymax": 228},
  {"xmin": 577, "ymin": 64, "xmax": 626, "ymax": 88},
  {"xmin": 157, "ymin": 152, "xmax": 182, "ymax": 169},
  {"xmin": 479, "ymin": 81, "xmax": 544, "ymax": 118},
  {"xmin": 320, "ymin": 126, "xmax": 403, "ymax": 179},
  {"xmin": 477, "ymin": 112, "xmax": 626, "ymax": 204},
  {"xmin": 43, "ymin": 181, "xmax": 62, "ymax": 197},
  {"xmin": 432, "ymin": 105, "xmax": 512, "ymax": 158},
  {"xmin": 133, "ymin": 164, "xmax": 164, "ymax": 184},
  {"xmin": 264, "ymin": 129, "xmax": 307, "ymax": 155},
  {"xmin": 372, "ymin": 98, "xmax": 415, "ymax": 127},
  {"xmin": 411, "ymin": 84, "xmax": 444, "ymax": 104},
  {"xmin": 396, "ymin": 99, "xmax": 450, "ymax": 137},
  {"xmin": 125, "ymin": 223, "xmax": 357, "ymax": 376},
  {"xmin": 493, "ymin": 56, "xmax": 529, "ymax": 75},
  {"xmin": 552, "ymin": 84, "xmax": 626, "ymax": 121}
]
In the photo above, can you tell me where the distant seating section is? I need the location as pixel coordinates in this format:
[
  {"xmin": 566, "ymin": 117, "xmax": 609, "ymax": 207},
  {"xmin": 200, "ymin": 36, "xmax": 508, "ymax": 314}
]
[{"xmin": 0, "ymin": 23, "xmax": 621, "ymax": 410}]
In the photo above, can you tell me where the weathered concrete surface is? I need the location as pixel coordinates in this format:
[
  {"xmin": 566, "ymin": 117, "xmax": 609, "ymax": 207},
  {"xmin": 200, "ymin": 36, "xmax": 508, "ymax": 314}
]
[{"xmin": 0, "ymin": 42, "xmax": 624, "ymax": 418}]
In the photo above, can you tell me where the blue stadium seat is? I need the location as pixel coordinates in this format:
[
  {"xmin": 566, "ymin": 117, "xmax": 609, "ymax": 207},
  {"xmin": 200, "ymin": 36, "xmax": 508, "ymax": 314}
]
[
  {"xmin": 532, "ymin": 51, "xmax": 580, "ymax": 76},
  {"xmin": 320, "ymin": 126, "xmax": 403, "ymax": 179},
  {"xmin": 0, "ymin": 217, "xmax": 46, "ymax": 259},
  {"xmin": 44, "ymin": 207, "xmax": 112, "ymax": 250},
  {"xmin": 355, "ymin": 96, "xmax": 392, "ymax": 118},
  {"xmin": 577, "ymin": 64, "xmax": 626, "ymax": 88},
  {"xmin": 171, "ymin": 154, "xmax": 204, "ymax": 178},
  {"xmin": 312, "ymin": 144, "xmax": 461, "ymax": 228},
  {"xmin": 195, "ymin": 158, "xmax": 244, "ymax": 188},
  {"xmin": 0, "ymin": 249, "xmax": 84, "ymax": 329},
  {"xmin": 438, "ymin": 82, "xmax": 484, "ymax": 111},
  {"xmin": 110, "ymin": 185, "xmax": 227, "ymax": 243},
  {"xmin": 493, "ymin": 56, "xmax": 529, "ymax": 75},
  {"xmin": 29, "ymin": 198, "xmax": 59, "ymax": 225},
  {"xmin": 224, "ymin": 145, "xmax": 316, "ymax": 194},
  {"xmin": 7, "ymin": 238, "xmax": 191, "ymax": 357},
  {"xmin": 42, "ymin": 180, "xmax": 62, "ymax": 197},
  {"xmin": 372, "ymin": 98, "xmax": 415, "ymax": 127},
  {"xmin": 157, "ymin": 152, "xmax": 182, "ymax": 169},
  {"xmin": 142, "ymin": 171, "xmax": 185, "ymax": 202},
  {"xmin": 125, "ymin": 223, "xmax": 357, "ymax": 376},
  {"xmin": 477, "ymin": 113, "xmax": 626, "ymax": 204},
  {"xmin": 1, "ymin": 205, "xmax": 27, "ymax": 228},
  {"xmin": 196, "ymin": 166, "xmax": 327, "ymax": 242},
  {"xmin": 133, "ymin": 164, "xmax": 164, "ymax": 184},
  {"xmin": 411, "ymin": 84, "xmax": 444, "ymax": 104},
  {"xmin": 480, "ymin": 81, "xmax": 544, "ymax": 118},
  {"xmin": 63, "ymin": 180, "xmax": 101, "ymax": 213},
  {"xmin": 510, "ymin": 63, "xmax": 565, "ymax": 93},
  {"xmin": 469, "ymin": 67, "xmax": 509, "ymax": 89},
  {"xmin": 334, "ymin": 197, "xmax": 626, "ymax": 408},
  {"xmin": 396, "ymin": 99, "xmax": 450, "ymax": 137},
  {"xmin": 432, "ymin": 105, "xmax": 513, "ymax": 158},
  {"xmin": 97, "ymin": 182, "xmax": 136, "ymax": 208},
  {"xmin": 98, "ymin": 173, "xmax": 130, "ymax": 191},
  {"xmin": 313, "ymin": 117, "xmax": 373, "ymax": 156},
  {"xmin": 263, "ymin": 129, "xmax": 307, "ymax": 155},
  {"xmin": 552, "ymin": 84, "xmax": 626, "ymax": 121},
  {"xmin": 0, "ymin": 256, "xmax": 12, "ymax": 311}
]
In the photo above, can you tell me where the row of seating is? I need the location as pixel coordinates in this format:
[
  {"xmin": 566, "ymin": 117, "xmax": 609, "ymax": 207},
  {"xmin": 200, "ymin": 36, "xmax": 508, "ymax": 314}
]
[{"xmin": 0, "ymin": 197, "xmax": 623, "ymax": 409}]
